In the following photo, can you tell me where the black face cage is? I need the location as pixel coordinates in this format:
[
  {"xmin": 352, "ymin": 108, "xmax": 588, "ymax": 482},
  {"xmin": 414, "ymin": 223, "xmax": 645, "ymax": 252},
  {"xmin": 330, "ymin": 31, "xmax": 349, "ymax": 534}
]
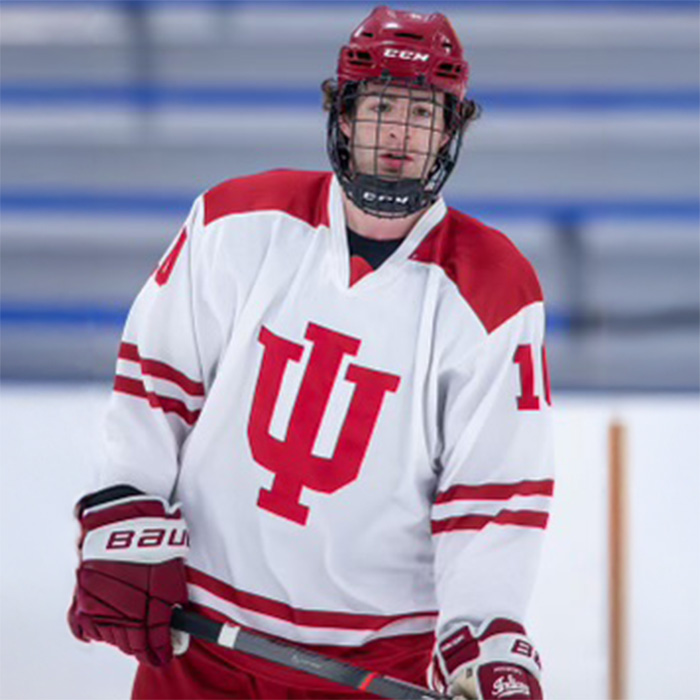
[{"xmin": 327, "ymin": 77, "xmax": 467, "ymax": 219}]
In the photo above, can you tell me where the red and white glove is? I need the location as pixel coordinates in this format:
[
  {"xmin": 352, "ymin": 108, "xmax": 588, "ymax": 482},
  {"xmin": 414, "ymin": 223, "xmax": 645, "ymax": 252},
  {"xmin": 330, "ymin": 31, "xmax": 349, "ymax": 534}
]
[
  {"xmin": 67, "ymin": 485, "xmax": 190, "ymax": 666},
  {"xmin": 428, "ymin": 618, "xmax": 543, "ymax": 699}
]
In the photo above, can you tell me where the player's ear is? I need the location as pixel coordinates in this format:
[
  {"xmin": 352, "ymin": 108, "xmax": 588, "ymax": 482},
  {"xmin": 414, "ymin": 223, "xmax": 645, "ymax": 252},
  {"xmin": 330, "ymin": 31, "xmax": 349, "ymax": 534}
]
[
  {"xmin": 340, "ymin": 115, "xmax": 352, "ymax": 139},
  {"xmin": 439, "ymin": 95, "xmax": 452, "ymax": 148}
]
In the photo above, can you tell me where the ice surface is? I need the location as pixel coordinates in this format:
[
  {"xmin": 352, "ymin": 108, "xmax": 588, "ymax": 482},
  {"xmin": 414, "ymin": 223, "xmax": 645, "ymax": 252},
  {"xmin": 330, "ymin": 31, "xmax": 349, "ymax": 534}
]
[
  {"xmin": 0, "ymin": 385, "xmax": 135, "ymax": 700},
  {"xmin": 1, "ymin": 386, "xmax": 698, "ymax": 699}
]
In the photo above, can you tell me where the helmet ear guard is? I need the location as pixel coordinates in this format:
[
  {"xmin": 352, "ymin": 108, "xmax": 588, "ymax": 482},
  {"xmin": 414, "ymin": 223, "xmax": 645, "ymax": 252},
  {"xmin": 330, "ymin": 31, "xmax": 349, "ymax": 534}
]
[{"xmin": 325, "ymin": 7, "xmax": 478, "ymax": 219}]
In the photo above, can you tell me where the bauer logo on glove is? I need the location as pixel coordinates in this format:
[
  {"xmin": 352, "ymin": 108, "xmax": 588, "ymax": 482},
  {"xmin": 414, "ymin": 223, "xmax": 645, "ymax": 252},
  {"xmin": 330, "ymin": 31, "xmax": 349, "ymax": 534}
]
[{"xmin": 84, "ymin": 519, "xmax": 190, "ymax": 560}]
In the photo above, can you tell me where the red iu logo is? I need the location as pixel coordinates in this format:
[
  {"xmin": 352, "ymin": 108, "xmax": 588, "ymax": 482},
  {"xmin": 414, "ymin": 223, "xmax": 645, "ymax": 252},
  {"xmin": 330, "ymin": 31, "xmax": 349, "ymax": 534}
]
[{"xmin": 248, "ymin": 322, "xmax": 400, "ymax": 526}]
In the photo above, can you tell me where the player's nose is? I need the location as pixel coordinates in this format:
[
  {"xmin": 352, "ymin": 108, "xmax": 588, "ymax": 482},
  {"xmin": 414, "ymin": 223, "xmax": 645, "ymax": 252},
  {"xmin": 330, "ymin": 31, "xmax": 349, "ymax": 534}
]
[{"xmin": 384, "ymin": 117, "xmax": 410, "ymax": 144}]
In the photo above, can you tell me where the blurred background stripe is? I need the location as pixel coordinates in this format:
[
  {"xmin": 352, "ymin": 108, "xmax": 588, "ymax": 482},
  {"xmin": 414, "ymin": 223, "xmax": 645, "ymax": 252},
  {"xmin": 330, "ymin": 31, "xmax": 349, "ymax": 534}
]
[{"xmin": 1, "ymin": 0, "xmax": 698, "ymax": 390}]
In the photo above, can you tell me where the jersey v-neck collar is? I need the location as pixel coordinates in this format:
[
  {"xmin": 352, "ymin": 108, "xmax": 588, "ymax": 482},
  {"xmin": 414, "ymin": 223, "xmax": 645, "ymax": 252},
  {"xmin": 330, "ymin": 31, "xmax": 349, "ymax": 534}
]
[
  {"xmin": 347, "ymin": 228, "xmax": 405, "ymax": 270},
  {"xmin": 326, "ymin": 175, "xmax": 448, "ymax": 293}
]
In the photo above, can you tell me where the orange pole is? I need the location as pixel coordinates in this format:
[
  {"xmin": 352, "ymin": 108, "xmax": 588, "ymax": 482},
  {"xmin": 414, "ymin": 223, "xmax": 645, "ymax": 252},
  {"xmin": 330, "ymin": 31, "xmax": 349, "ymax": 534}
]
[{"xmin": 608, "ymin": 420, "xmax": 627, "ymax": 700}]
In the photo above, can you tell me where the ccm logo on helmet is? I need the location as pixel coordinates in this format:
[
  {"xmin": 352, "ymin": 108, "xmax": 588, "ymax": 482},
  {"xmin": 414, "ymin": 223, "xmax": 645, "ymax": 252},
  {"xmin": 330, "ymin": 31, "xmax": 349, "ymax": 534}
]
[
  {"xmin": 363, "ymin": 191, "xmax": 410, "ymax": 205},
  {"xmin": 383, "ymin": 48, "xmax": 430, "ymax": 62}
]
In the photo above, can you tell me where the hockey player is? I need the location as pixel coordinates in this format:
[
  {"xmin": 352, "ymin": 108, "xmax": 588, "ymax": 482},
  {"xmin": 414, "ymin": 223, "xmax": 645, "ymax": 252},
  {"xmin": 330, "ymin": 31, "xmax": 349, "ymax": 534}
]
[{"xmin": 68, "ymin": 7, "xmax": 554, "ymax": 700}]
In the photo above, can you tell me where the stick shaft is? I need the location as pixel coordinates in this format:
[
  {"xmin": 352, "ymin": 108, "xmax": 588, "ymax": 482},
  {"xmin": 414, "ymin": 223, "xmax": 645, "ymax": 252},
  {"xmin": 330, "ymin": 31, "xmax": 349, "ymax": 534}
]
[{"xmin": 171, "ymin": 608, "xmax": 447, "ymax": 700}]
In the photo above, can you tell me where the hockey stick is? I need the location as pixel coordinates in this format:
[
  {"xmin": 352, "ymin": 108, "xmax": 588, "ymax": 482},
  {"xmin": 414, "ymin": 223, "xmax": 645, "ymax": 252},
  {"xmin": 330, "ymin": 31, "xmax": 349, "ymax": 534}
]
[{"xmin": 171, "ymin": 608, "xmax": 449, "ymax": 700}]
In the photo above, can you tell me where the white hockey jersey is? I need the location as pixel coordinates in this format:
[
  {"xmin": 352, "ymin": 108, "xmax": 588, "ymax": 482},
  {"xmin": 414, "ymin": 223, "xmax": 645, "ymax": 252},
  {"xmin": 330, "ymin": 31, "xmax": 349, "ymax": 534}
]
[{"xmin": 100, "ymin": 169, "xmax": 554, "ymax": 652}]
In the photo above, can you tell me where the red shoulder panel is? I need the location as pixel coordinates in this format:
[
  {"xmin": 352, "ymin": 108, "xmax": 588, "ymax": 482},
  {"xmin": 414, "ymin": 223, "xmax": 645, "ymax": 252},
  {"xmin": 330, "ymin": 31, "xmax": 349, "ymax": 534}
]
[
  {"xmin": 203, "ymin": 170, "xmax": 332, "ymax": 228},
  {"xmin": 410, "ymin": 208, "xmax": 543, "ymax": 333}
]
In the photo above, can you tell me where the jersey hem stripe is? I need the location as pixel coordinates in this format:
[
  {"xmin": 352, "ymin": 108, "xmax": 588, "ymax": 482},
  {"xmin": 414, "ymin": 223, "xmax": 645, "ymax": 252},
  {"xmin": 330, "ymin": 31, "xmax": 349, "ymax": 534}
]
[{"xmin": 186, "ymin": 566, "xmax": 438, "ymax": 631}]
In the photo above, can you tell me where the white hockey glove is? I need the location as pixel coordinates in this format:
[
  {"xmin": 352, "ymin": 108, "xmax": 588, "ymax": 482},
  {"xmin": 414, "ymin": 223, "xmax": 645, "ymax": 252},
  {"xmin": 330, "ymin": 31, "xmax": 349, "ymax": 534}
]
[{"xmin": 428, "ymin": 618, "xmax": 543, "ymax": 699}]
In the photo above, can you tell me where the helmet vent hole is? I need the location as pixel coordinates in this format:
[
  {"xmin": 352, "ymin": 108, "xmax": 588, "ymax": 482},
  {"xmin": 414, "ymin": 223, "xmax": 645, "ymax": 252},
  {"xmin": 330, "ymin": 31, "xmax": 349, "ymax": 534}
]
[
  {"xmin": 347, "ymin": 49, "xmax": 373, "ymax": 66},
  {"xmin": 361, "ymin": 32, "xmax": 374, "ymax": 37},
  {"xmin": 436, "ymin": 62, "xmax": 461, "ymax": 76},
  {"xmin": 347, "ymin": 50, "xmax": 373, "ymax": 65},
  {"xmin": 394, "ymin": 31, "xmax": 423, "ymax": 40}
]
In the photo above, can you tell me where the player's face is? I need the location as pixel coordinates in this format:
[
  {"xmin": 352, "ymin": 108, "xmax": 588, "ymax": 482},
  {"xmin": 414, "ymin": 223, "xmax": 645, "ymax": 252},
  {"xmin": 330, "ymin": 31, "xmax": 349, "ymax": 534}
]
[{"xmin": 341, "ymin": 84, "xmax": 449, "ymax": 182}]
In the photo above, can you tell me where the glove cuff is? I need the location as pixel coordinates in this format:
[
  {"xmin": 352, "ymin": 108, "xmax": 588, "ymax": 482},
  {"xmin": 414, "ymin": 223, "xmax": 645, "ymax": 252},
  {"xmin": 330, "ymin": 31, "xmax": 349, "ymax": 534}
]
[
  {"xmin": 474, "ymin": 620, "xmax": 542, "ymax": 680},
  {"xmin": 75, "ymin": 484, "xmax": 144, "ymax": 516},
  {"xmin": 431, "ymin": 618, "xmax": 543, "ymax": 694},
  {"xmin": 76, "ymin": 485, "xmax": 190, "ymax": 564}
]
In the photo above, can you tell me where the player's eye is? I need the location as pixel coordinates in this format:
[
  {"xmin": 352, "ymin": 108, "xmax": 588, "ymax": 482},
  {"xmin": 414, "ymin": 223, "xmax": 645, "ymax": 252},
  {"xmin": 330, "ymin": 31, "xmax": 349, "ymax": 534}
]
[
  {"xmin": 413, "ymin": 106, "xmax": 434, "ymax": 120},
  {"xmin": 370, "ymin": 101, "xmax": 392, "ymax": 114}
]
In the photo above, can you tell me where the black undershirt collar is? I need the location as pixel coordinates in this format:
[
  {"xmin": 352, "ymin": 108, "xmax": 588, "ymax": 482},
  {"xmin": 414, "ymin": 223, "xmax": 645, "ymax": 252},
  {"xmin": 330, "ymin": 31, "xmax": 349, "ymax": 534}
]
[{"xmin": 347, "ymin": 227, "xmax": 405, "ymax": 270}]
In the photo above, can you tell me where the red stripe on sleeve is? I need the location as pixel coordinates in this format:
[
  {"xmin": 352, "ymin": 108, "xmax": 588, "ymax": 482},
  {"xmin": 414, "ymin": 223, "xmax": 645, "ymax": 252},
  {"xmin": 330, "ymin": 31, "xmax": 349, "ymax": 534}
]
[
  {"xmin": 118, "ymin": 342, "xmax": 205, "ymax": 396},
  {"xmin": 431, "ymin": 509, "xmax": 549, "ymax": 534},
  {"xmin": 114, "ymin": 376, "xmax": 201, "ymax": 426},
  {"xmin": 139, "ymin": 359, "xmax": 205, "ymax": 396},
  {"xmin": 119, "ymin": 342, "xmax": 140, "ymax": 362},
  {"xmin": 432, "ymin": 513, "xmax": 491, "ymax": 533},
  {"xmin": 435, "ymin": 479, "xmax": 554, "ymax": 504},
  {"xmin": 114, "ymin": 374, "xmax": 146, "ymax": 398}
]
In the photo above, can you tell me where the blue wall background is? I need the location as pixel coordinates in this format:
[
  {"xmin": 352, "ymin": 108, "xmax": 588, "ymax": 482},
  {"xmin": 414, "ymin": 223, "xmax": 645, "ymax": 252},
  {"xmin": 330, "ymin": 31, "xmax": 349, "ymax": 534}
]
[{"xmin": 1, "ymin": 0, "xmax": 698, "ymax": 389}]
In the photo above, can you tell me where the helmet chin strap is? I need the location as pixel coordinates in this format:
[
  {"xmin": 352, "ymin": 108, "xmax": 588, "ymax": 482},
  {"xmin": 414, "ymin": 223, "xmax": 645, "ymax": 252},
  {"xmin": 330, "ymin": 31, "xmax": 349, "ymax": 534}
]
[{"xmin": 342, "ymin": 175, "xmax": 433, "ymax": 219}]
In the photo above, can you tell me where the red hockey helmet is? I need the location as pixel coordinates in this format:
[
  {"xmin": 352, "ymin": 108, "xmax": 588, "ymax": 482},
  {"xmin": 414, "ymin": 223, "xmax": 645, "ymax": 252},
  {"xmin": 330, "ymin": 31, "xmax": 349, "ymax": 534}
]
[
  {"xmin": 338, "ymin": 6, "xmax": 469, "ymax": 100},
  {"xmin": 326, "ymin": 7, "xmax": 473, "ymax": 218}
]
